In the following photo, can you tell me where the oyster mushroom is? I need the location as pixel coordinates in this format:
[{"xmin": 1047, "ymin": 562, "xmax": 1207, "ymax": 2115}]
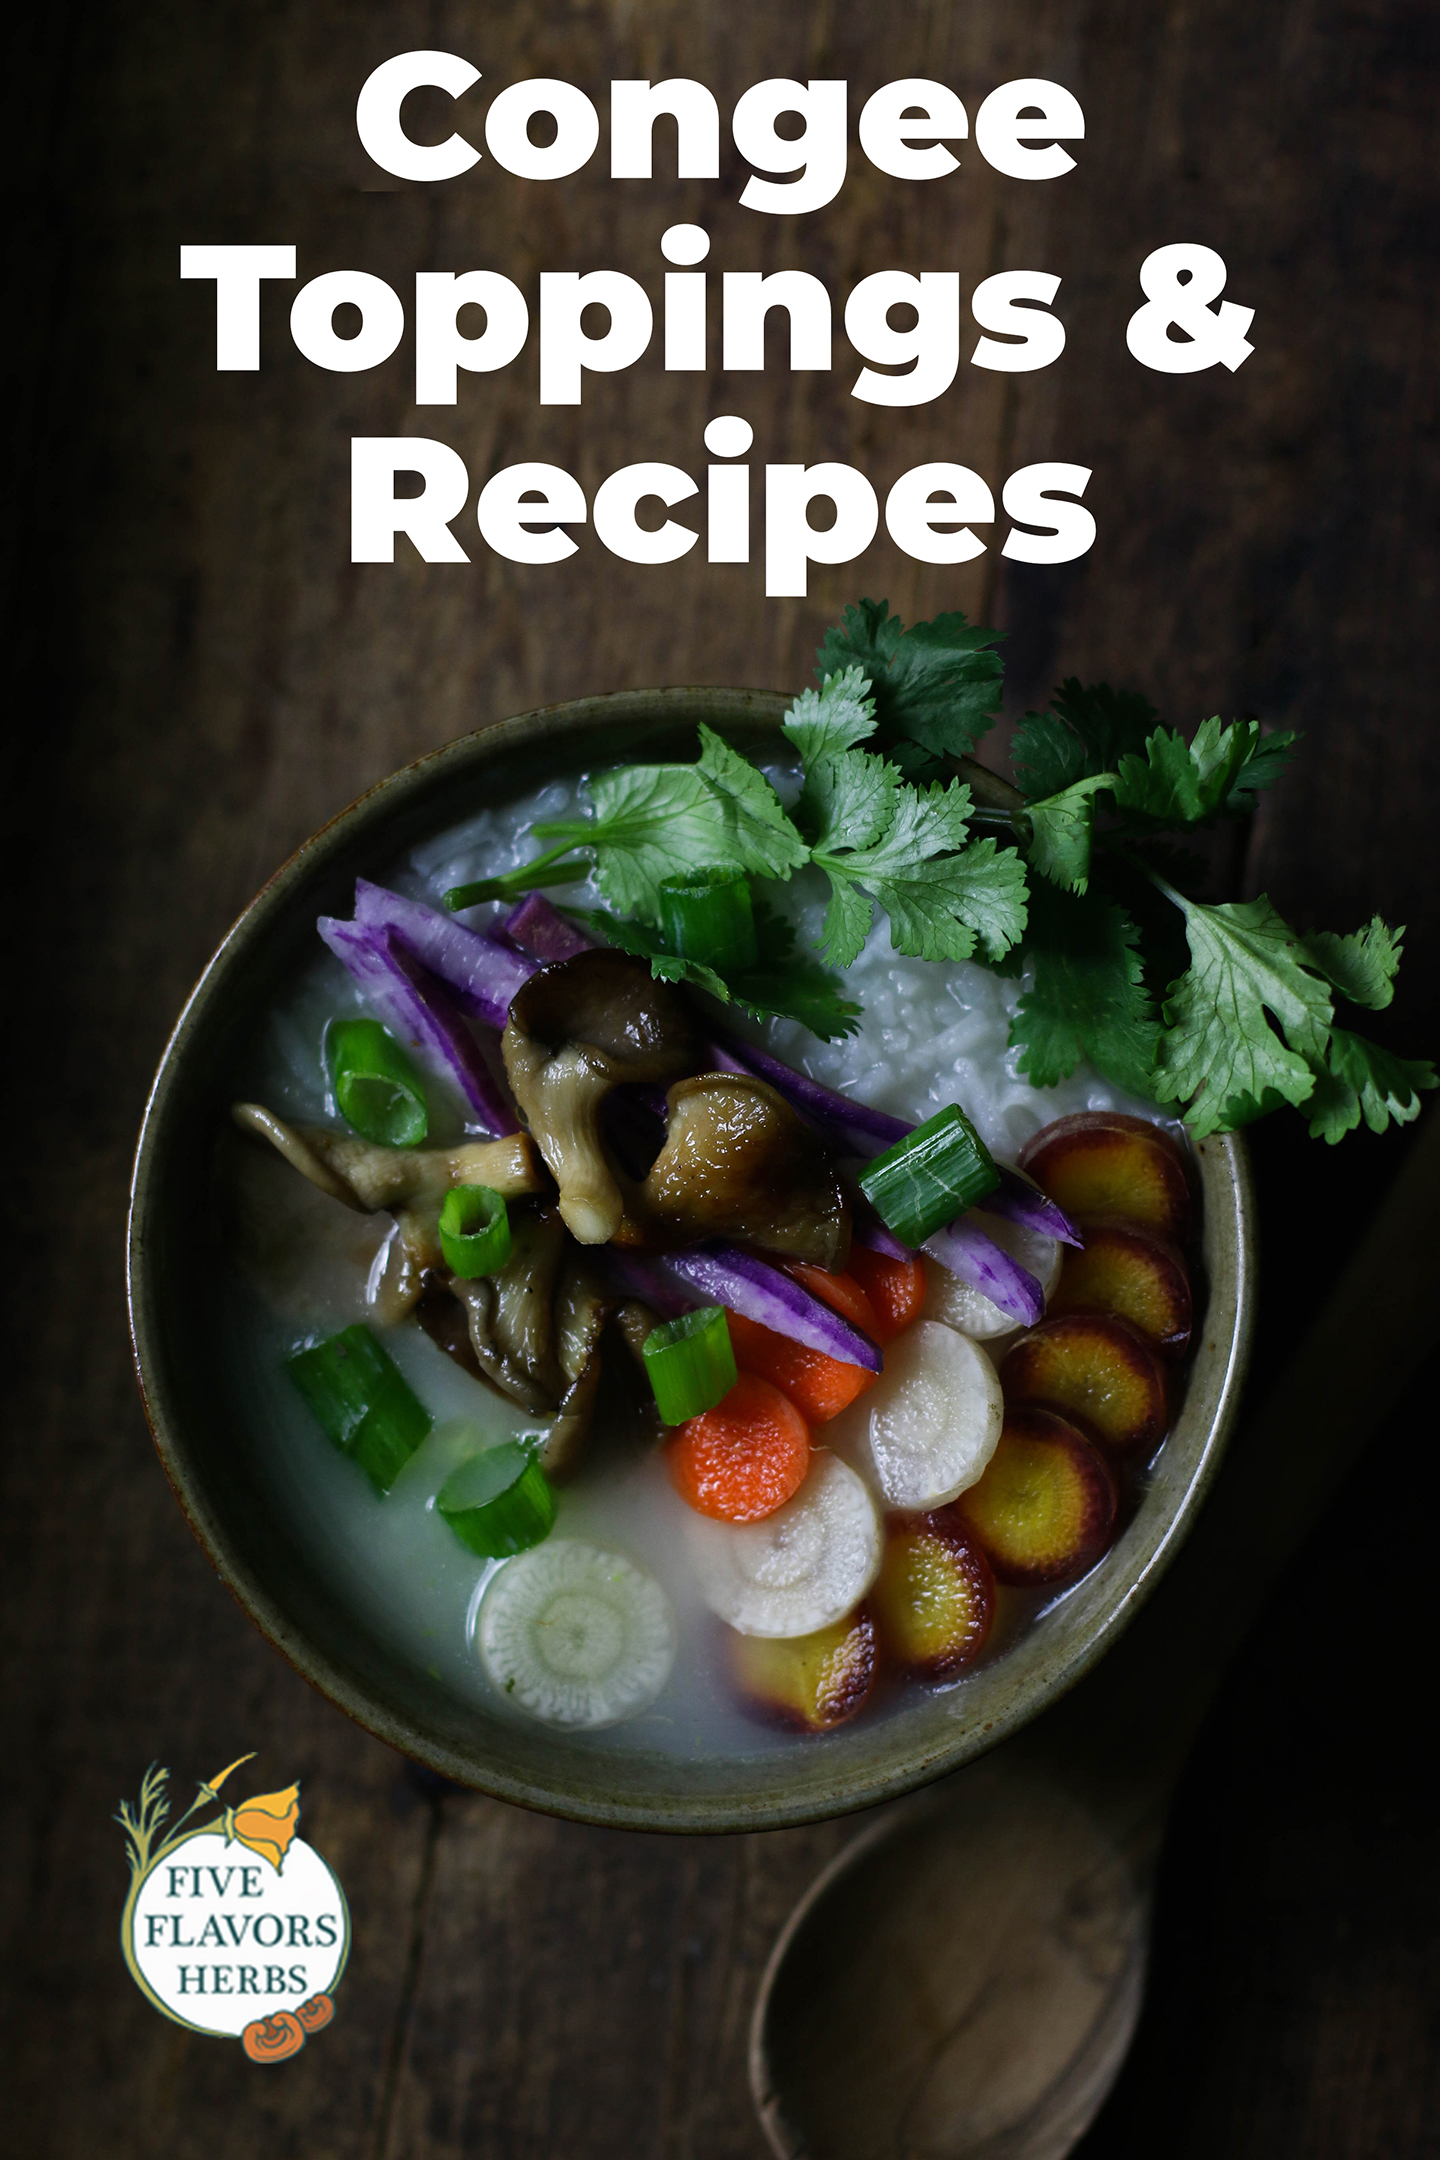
[
  {"xmin": 637, "ymin": 1073, "xmax": 851, "ymax": 1269},
  {"xmin": 232, "ymin": 1103, "xmax": 546, "ymax": 1322},
  {"xmin": 230, "ymin": 1104, "xmax": 542, "ymax": 1213},
  {"xmin": 422, "ymin": 1203, "xmax": 614, "ymax": 1479},
  {"xmin": 501, "ymin": 952, "xmax": 699, "ymax": 1245},
  {"xmin": 448, "ymin": 1204, "xmax": 570, "ymax": 1412}
]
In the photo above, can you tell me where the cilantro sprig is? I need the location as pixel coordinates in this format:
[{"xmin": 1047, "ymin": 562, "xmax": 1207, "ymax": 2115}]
[
  {"xmin": 442, "ymin": 600, "xmax": 1432, "ymax": 1144},
  {"xmin": 1003, "ymin": 678, "xmax": 1430, "ymax": 1140}
]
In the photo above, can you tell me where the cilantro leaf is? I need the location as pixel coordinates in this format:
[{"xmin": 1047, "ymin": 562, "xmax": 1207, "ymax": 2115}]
[
  {"xmin": 1307, "ymin": 1029, "xmax": 1437, "ymax": 1141},
  {"xmin": 1009, "ymin": 881, "xmax": 1160, "ymax": 1095},
  {"xmin": 813, "ymin": 778, "xmax": 1026, "ymax": 967},
  {"xmin": 782, "ymin": 666, "xmax": 876, "ymax": 773},
  {"xmin": 1011, "ymin": 678, "xmax": 1158, "ymax": 800},
  {"xmin": 1153, "ymin": 895, "xmax": 1334, "ymax": 1135},
  {"xmin": 694, "ymin": 724, "xmax": 810, "ymax": 880},
  {"xmin": 1300, "ymin": 916, "xmax": 1403, "ymax": 1012},
  {"xmin": 1112, "ymin": 717, "xmax": 1261, "ymax": 826},
  {"xmin": 800, "ymin": 746, "xmax": 897, "ymax": 855},
  {"xmin": 1227, "ymin": 728, "xmax": 1299, "ymax": 810},
  {"xmin": 536, "ymin": 765, "xmax": 731, "ymax": 920},
  {"xmin": 817, "ymin": 875, "xmax": 878, "ymax": 970},
  {"xmin": 1025, "ymin": 774, "xmax": 1114, "ymax": 894},
  {"xmin": 537, "ymin": 732, "xmax": 807, "ymax": 923},
  {"xmin": 815, "ymin": 599, "xmax": 1004, "ymax": 762}
]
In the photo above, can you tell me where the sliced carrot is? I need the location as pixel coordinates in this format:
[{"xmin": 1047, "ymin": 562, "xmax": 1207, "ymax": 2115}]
[
  {"xmin": 783, "ymin": 1261, "xmax": 882, "ymax": 1341},
  {"xmin": 666, "ymin": 1373, "xmax": 812, "ymax": 1523},
  {"xmin": 727, "ymin": 1310, "xmax": 876, "ymax": 1425},
  {"xmin": 846, "ymin": 1247, "xmax": 928, "ymax": 1343}
]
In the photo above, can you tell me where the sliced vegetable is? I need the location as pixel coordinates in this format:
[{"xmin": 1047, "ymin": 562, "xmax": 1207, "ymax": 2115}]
[
  {"xmin": 658, "ymin": 871, "xmax": 760, "ymax": 972},
  {"xmin": 829, "ymin": 1319, "xmax": 1004, "ymax": 1510},
  {"xmin": 687, "ymin": 1449, "xmax": 882, "ymax": 1637},
  {"xmin": 318, "ymin": 916, "xmax": 517, "ymax": 1136},
  {"xmin": 729, "ymin": 1609, "xmax": 878, "ymax": 1731},
  {"xmin": 287, "ymin": 1324, "xmax": 432, "ymax": 1494},
  {"xmin": 846, "ymin": 1246, "xmax": 928, "ymax": 1343},
  {"xmin": 1018, "ymin": 1112, "xmax": 1192, "ymax": 1242},
  {"xmin": 783, "ymin": 1262, "xmax": 882, "ymax": 1340},
  {"xmin": 643, "ymin": 1304, "xmax": 739, "ymax": 1425},
  {"xmin": 661, "ymin": 1246, "xmax": 883, "ymax": 1372},
  {"xmin": 436, "ymin": 1441, "xmax": 555, "ymax": 1557},
  {"xmin": 477, "ymin": 1540, "xmax": 676, "ymax": 1728},
  {"xmin": 924, "ymin": 1213, "xmax": 1062, "ymax": 1341},
  {"xmin": 1000, "ymin": 1313, "xmax": 1169, "ymax": 1457},
  {"xmin": 666, "ymin": 1372, "xmax": 811, "ymax": 1521},
  {"xmin": 716, "ymin": 1037, "xmax": 1081, "ymax": 1244},
  {"xmin": 871, "ymin": 1510, "xmax": 995, "ymax": 1677},
  {"xmin": 848, "ymin": 1195, "xmax": 913, "ymax": 1262},
  {"xmin": 438, "ymin": 1183, "xmax": 512, "ymax": 1278},
  {"xmin": 985, "ymin": 1165, "xmax": 1083, "ymax": 1248},
  {"xmin": 352, "ymin": 878, "xmax": 534, "ymax": 1026},
  {"xmin": 1050, "ymin": 1221, "xmax": 1193, "ymax": 1357},
  {"xmin": 501, "ymin": 893, "xmax": 597, "ymax": 963},
  {"xmin": 325, "ymin": 1016, "xmax": 428, "ymax": 1147},
  {"xmin": 858, "ymin": 1105, "xmax": 1001, "ymax": 1245},
  {"xmin": 955, "ymin": 1407, "xmax": 1117, "ymax": 1584},
  {"xmin": 922, "ymin": 1213, "xmax": 1046, "ymax": 1327},
  {"xmin": 726, "ymin": 1309, "xmax": 876, "ymax": 1425}
]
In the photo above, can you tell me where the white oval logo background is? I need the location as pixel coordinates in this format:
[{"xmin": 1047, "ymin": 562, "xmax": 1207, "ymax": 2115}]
[{"xmin": 129, "ymin": 1829, "xmax": 348, "ymax": 2036}]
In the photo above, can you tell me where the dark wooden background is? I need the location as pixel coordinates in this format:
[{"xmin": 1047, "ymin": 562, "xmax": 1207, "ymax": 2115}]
[{"xmin": 4, "ymin": 2, "xmax": 1438, "ymax": 2154}]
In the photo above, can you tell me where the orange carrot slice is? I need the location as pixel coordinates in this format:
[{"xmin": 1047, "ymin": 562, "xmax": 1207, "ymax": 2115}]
[
  {"xmin": 666, "ymin": 1373, "xmax": 812, "ymax": 1522},
  {"xmin": 727, "ymin": 1310, "xmax": 876, "ymax": 1424},
  {"xmin": 847, "ymin": 1247, "xmax": 928, "ymax": 1343},
  {"xmin": 783, "ymin": 1261, "xmax": 882, "ymax": 1340}
]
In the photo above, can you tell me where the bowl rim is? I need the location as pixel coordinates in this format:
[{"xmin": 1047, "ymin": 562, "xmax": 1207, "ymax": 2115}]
[{"xmin": 128, "ymin": 687, "xmax": 1257, "ymax": 1834}]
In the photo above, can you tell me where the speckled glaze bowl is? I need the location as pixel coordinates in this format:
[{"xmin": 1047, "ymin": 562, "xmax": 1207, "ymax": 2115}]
[{"xmin": 128, "ymin": 690, "xmax": 1256, "ymax": 1833}]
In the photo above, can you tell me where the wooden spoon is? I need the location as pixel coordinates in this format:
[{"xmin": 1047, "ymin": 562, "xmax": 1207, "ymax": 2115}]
[{"xmin": 752, "ymin": 1110, "xmax": 1440, "ymax": 2160}]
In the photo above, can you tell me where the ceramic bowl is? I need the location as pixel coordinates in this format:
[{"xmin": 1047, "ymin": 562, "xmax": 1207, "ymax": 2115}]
[{"xmin": 128, "ymin": 688, "xmax": 1256, "ymax": 1833}]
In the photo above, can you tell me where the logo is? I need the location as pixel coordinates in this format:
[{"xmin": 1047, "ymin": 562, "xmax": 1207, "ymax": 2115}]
[{"xmin": 117, "ymin": 1753, "xmax": 349, "ymax": 2063}]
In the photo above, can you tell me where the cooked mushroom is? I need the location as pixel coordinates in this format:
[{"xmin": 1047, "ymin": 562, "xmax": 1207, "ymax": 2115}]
[
  {"xmin": 501, "ymin": 952, "xmax": 699, "ymax": 1245},
  {"xmin": 450, "ymin": 1204, "xmax": 569, "ymax": 1412},
  {"xmin": 540, "ymin": 1260, "xmax": 614, "ymax": 1478},
  {"xmin": 636, "ymin": 1073, "xmax": 851, "ymax": 1269},
  {"xmin": 231, "ymin": 1103, "xmax": 543, "ymax": 1212},
  {"xmin": 421, "ymin": 1205, "xmax": 614, "ymax": 1478}
]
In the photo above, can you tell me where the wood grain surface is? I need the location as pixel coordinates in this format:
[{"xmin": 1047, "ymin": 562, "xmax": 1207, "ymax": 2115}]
[{"xmin": 3, "ymin": 2, "xmax": 1436, "ymax": 2155}]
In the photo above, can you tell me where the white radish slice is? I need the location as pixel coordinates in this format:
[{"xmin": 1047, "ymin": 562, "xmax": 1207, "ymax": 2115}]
[
  {"xmin": 478, "ymin": 1541, "xmax": 675, "ymax": 1728},
  {"xmin": 924, "ymin": 1212, "xmax": 1062, "ymax": 1340},
  {"xmin": 687, "ymin": 1451, "xmax": 882, "ymax": 1640},
  {"xmin": 833, "ymin": 1320, "xmax": 1003, "ymax": 1510}
]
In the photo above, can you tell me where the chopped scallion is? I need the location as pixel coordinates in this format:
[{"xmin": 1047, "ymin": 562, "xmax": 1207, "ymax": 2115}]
[
  {"xmin": 287, "ymin": 1324, "xmax": 432, "ymax": 1494},
  {"xmin": 857, "ymin": 1105, "xmax": 1001, "ymax": 1247},
  {"xmin": 658, "ymin": 873, "xmax": 759, "ymax": 973},
  {"xmin": 326, "ymin": 1017, "xmax": 428, "ymax": 1147},
  {"xmin": 436, "ymin": 1441, "xmax": 556, "ymax": 1557},
  {"xmin": 438, "ymin": 1184, "xmax": 512, "ymax": 1277},
  {"xmin": 642, "ymin": 1305, "xmax": 738, "ymax": 1425}
]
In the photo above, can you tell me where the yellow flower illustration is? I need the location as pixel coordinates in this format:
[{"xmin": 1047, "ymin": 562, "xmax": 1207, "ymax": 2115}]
[
  {"xmin": 224, "ymin": 1782, "xmax": 301, "ymax": 1873},
  {"xmin": 203, "ymin": 1753, "xmax": 256, "ymax": 1798}
]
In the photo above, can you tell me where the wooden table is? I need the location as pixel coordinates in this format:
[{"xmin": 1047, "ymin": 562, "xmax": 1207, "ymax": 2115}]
[{"xmin": 4, "ymin": 2, "xmax": 1436, "ymax": 2152}]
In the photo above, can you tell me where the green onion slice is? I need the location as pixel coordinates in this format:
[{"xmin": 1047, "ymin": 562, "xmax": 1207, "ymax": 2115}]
[
  {"xmin": 658, "ymin": 873, "xmax": 759, "ymax": 974},
  {"xmin": 439, "ymin": 1184, "xmax": 512, "ymax": 1277},
  {"xmin": 287, "ymin": 1324, "xmax": 432, "ymax": 1494},
  {"xmin": 326, "ymin": 1017, "xmax": 428, "ymax": 1147},
  {"xmin": 436, "ymin": 1442, "xmax": 556, "ymax": 1558},
  {"xmin": 642, "ymin": 1305, "xmax": 739, "ymax": 1425},
  {"xmin": 857, "ymin": 1105, "xmax": 1001, "ymax": 1247}
]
